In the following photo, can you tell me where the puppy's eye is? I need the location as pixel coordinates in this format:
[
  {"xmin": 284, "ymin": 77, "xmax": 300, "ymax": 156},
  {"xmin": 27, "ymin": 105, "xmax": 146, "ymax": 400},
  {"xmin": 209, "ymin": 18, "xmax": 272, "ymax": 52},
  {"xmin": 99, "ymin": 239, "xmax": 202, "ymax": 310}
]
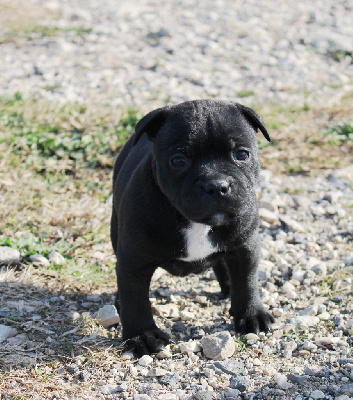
[
  {"xmin": 170, "ymin": 155, "xmax": 187, "ymax": 168},
  {"xmin": 233, "ymin": 150, "xmax": 249, "ymax": 161}
]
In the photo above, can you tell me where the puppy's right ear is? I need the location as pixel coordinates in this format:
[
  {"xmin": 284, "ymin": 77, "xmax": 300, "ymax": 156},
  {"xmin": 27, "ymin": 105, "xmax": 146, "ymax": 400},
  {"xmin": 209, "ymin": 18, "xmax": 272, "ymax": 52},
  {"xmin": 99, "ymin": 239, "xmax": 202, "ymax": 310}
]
[{"xmin": 133, "ymin": 107, "xmax": 170, "ymax": 145}]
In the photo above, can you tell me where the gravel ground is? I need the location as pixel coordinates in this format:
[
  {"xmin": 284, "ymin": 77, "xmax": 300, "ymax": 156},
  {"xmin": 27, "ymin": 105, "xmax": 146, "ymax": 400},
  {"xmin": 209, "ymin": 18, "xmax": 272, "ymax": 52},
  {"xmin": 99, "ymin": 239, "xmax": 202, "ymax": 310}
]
[
  {"xmin": 0, "ymin": 0, "xmax": 353, "ymax": 110},
  {"xmin": 1, "ymin": 168, "xmax": 352, "ymax": 400},
  {"xmin": 0, "ymin": 0, "xmax": 353, "ymax": 399}
]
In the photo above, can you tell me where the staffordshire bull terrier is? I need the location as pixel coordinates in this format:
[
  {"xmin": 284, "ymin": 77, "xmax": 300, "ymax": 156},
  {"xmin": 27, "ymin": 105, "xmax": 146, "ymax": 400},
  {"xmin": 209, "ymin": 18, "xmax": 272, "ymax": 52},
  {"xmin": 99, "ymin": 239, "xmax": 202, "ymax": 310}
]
[{"xmin": 111, "ymin": 100, "xmax": 274, "ymax": 356}]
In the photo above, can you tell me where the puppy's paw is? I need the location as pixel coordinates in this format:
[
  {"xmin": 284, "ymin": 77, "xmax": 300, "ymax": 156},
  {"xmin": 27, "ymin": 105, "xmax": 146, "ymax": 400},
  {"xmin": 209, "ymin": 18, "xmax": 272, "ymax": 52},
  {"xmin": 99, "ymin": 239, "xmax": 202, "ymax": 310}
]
[
  {"xmin": 232, "ymin": 304, "xmax": 274, "ymax": 334},
  {"xmin": 124, "ymin": 328, "xmax": 171, "ymax": 357}
]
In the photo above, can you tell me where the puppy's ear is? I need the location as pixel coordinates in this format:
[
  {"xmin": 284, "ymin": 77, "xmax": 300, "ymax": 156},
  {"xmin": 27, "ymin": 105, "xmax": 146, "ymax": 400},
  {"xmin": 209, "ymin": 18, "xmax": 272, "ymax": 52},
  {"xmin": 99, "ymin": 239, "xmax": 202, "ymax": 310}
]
[
  {"xmin": 237, "ymin": 104, "xmax": 271, "ymax": 142},
  {"xmin": 133, "ymin": 107, "xmax": 170, "ymax": 145}
]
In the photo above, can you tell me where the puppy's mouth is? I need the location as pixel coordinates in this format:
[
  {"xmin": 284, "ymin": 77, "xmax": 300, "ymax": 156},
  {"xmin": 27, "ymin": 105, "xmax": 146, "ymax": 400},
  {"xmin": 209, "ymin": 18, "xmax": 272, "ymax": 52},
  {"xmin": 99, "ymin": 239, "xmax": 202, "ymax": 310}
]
[{"xmin": 200, "ymin": 212, "xmax": 231, "ymax": 227}]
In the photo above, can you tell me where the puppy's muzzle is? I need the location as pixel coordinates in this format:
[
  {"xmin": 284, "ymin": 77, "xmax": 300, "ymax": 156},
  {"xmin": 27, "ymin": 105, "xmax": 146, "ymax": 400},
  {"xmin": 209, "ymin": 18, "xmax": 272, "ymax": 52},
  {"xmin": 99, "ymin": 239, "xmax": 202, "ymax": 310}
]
[{"xmin": 197, "ymin": 179, "xmax": 231, "ymax": 197}]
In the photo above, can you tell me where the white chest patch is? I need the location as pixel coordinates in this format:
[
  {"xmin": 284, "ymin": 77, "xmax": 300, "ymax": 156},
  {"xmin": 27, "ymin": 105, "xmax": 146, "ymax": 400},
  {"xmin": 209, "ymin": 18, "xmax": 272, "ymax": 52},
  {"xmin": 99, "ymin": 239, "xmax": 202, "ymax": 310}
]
[{"xmin": 179, "ymin": 222, "xmax": 219, "ymax": 262}]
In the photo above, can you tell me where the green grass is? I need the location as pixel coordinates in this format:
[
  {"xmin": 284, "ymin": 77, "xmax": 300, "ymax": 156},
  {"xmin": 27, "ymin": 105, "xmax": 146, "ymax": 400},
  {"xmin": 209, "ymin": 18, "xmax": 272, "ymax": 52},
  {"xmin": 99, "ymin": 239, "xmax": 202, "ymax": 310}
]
[
  {"xmin": 237, "ymin": 90, "xmax": 255, "ymax": 98},
  {"xmin": 283, "ymin": 328, "xmax": 309, "ymax": 341},
  {"xmin": 323, "ymin": 120, "xmax": 353, "ymax": 145},
  {"xmin": 2, "ymin": 25, "xmax": 93, "ymax": 42},
  {"xmin": 329, "ymin": 50, "xmax": 353, "ymax": 62},
  {"xmin": 0, "ymin": 93, "xmax": 139, "ymax": 170},
  {"xmin": 234, "ymin": 336, "xmax": 247, "ymax": 351},
  {"xmin": 0, "ymin": 233, "xmax": 115, "ymax": 285}
]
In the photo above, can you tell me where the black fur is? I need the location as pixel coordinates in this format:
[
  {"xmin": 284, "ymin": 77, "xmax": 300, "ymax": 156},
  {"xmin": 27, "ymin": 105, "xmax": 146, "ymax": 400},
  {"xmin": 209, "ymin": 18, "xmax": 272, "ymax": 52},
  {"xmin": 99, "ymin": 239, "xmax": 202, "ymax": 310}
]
[{"xmin": 111, "ymin": 100, "xmax": 274, "ymax": 355}]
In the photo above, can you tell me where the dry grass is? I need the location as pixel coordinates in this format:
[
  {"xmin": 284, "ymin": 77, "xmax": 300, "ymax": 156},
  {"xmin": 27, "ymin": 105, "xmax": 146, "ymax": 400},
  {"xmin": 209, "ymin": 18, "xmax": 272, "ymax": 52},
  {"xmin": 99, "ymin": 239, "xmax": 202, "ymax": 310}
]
[{"xmin": 259, "ymin": 105, "xmax": 353, "ymax": 173}]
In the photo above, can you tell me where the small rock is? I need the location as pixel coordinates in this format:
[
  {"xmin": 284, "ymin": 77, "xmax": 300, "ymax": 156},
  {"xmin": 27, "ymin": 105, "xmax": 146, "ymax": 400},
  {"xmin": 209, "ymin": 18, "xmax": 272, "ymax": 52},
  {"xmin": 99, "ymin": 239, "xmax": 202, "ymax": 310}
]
[
  {"xmin": 315, "ymin": 336, "xmax": 341, "ymax": 345},
  {"xmin": 343, "ymin": 253, "xmax": 353, "ymax": 266},
  {"xmin": 159, "ymin": 373, "xmax": 180, "ymax": 387},
  {"xmin": 7, "ymin": 333, "xmax": 28, "ymax": 345},
  {"xmin": 298, "ymin": 349, "xmax": 311, "ymax": 356},
  {"xmin": 147, "ymin": 367, "xmax": 168, "ymax": 377},
  {"xmin": 98, "ymin": 385, "xmax": 122, "ymax": 394},
  {"xmin": 0, "ymin": 324, "xmax": 18, "ymax": 342},
  {"xmin": 158, "ymin": 394, "xmax": 178, "ymax": 400},
  {"xmin": 95, "ymin": 305, "xmax": 120, "ymax": 327},
  {"xmin": 79, "ymin": 370, "xmax": 91, "ymax": 381},
  {"xmin": 179, "ymin": 340, "xmax": 202, "ymax": 354},
  {"xmin": 317, "ymin": 304, "xmax": 327, "ymax": 314},
  {"xmin": 172, "ymin": 321, "xmax": 186, "ymax": 332},
  {"xmin": 244, "ymin": 333, "xmax": 259, "ymax": 342},
  {"xmin": 282, "ymin": 281, "xmax": 296, "ymax": 293},
  {"xmin": 156, "ymin": 348, "xmax": 172, "ymax": 359},
  {"xmin": 56, "ymin": 367, "xmax": 65, "ymax": 374},
  {"xmin": 212, "ymin": 360, "xmax": 245, "ymax": 376},
  {"xmin": 304, "ymin": 365, "xmax": 321, "ymax": 376},
  {"xmin": 193, "ymin": 391, "xmax": 214, "ymax": 400},
  {"xmin": 340, "ymin": 384, "xmax": 353, "ymax": 396},
  {"xmin": 273, "ymin": 373, "xmax": 293, "ymax": 389},
  {"xmin": 310, "ymin": 390, "xmax": 325, "ymax": 399},
  {"xmin": 259, "ymin": 208, "xmax": 281, "ymax": 227},
  {"xmin": 229, "ymin": 375, "xmax": 250, "ymax": 392},
  {"xmin": 86, "ymin": 295, "xmax": 101, "ymax": 303},
  {"xmin": 288, "ymin": 373, "xmax": 308, "ymax": 385},
  {"xmin": 180, "ymin": 310, "xmax": 194, "ymax": 321},
  {"xmin": 311, "ymin": 263, "xmax": 327, "ymax": 277},
  {"xmin": 273, "ymin": 329, "xmax": 284, "ymax": 339},
  {"xmin": 134, "ymin": 395, "xmax": 151, "ymax": 400},
  {"xmin": 154, "ymin": 304, "xmax": 180, "ymax": 318},
  {"xmin": 68, "ymin": 363, "xmax": 79, "ymax": 374},
  {"xmin": 201, "ymin": 331, "xmax": 235, "ymax": 360},
  {"xmin": 224, "ymin": 387, "xmax": 241, "ymax": 397},
  {"xmin": 273, "ymin": 308, "xmax": 284, "ymax": 317},
  {"xmin": 203, "ymin": 368, "xmax": 215, "ymax": 378},
  {"xmin": 307, "ymin": 257, "xmax": 322, "ymax": 268},
  {"xmin": 138, "ymin": 355, "xmax": 153, "ymax": 367},
  {"xmin": 0, "ymin": 247, "xmax": 20, "ymax": 264},
  {"xmin": 302, "ymin": 341, "xmax": 317, "ymax": 351},
  {"xmin": 29, "ymin": 253, "xmax": 50, "ymax": 267},
  {"xmin": 291, "ymin": 315, "xmax": 320, "ymax": 327},
  {"xmin": 283, "ymin": 350, "xmax": 292, "ymax": 358},
  {"xmin": 279, "ymin": 215, "xmax": 305, "ymax": 232},
  {"xmin": 292, "ymin": 195, "xmax": 311, "ymax": 209},
  {"xmin": 317, "ymin": 312, "xmax": 330, "ymax": 321},
  {"xmin": 299, "ymin": 305, "xmax": 318, "ymax": 316},
  {"xmin": 292, "ymin": 269, "xmax": 305, "ymax": 282},
  {"xmin": 48, "ymin": 250, "xmax": 66, "ymax": 265}
]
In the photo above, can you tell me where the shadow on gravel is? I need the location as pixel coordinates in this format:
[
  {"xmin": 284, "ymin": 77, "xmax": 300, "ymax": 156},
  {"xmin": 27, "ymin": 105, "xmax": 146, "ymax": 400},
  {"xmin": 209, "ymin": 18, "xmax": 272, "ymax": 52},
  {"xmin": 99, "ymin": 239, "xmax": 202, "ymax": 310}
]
[{"xmin": 0, "ymin": 265, "xmax": 122, "ymax": 369}]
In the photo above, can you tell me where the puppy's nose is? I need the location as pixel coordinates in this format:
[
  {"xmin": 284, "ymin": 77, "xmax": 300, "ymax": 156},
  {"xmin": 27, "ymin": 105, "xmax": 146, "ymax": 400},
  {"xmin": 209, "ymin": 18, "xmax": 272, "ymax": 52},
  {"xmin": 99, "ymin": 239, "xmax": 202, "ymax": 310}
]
[{"xmin": 202, "ymin": 180, "xmax": 230, "ymax": 196}]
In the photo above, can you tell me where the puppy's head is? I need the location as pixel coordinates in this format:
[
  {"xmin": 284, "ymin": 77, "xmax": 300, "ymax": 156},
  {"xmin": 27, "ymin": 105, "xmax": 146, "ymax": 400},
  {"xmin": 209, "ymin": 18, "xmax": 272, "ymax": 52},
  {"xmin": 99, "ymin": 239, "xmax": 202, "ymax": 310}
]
[{"xmin": 134, "ymin": 100, "xmax": 270, "ymax": 226}]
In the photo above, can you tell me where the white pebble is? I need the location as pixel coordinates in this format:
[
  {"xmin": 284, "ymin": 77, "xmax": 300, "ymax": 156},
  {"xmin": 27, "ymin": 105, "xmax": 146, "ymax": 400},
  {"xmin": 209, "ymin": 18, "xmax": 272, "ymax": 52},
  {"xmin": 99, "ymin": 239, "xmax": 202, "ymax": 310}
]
[{"xmin": 138, "ymin": 355, "xmax": 153, "ymax": 367}]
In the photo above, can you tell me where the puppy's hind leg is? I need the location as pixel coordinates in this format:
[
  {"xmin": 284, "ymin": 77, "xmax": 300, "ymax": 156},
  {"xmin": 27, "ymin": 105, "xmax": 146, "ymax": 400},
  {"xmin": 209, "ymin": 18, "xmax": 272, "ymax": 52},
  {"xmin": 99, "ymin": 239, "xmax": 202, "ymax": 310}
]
[{"xmin": 213, "ymin": 259, "xmax": 230, "ymax": 298}]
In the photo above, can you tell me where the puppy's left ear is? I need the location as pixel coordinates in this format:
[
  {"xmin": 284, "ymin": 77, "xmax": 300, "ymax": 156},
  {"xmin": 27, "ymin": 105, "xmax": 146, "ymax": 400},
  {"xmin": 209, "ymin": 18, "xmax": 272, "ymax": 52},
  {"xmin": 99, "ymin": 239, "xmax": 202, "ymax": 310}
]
[
  {"xmin": 133, "ymin": 106, "xmax": 170, "ymax": 145},
  {"xmin": 237, "ymin": 104, "xmax": 271, "ymax": 142}
]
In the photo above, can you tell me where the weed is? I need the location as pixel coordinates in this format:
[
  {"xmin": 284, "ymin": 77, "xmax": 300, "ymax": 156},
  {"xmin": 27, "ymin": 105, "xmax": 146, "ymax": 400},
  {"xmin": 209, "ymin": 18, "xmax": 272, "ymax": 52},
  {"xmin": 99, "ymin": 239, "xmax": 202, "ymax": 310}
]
[
  {"xmin": 234, "ymin": 336, "xmax": 247, "ymax": 351},
  {"xmin": 283, "ymin": 328, "xmax": 309, "ymax": 342},
  {"xmin": 0, "ymin": 94, "xmax": 139, "ymax": 170},
  {"xmin": 237, "ymin": 90, "xmax": 255, "ymax": 98},
  {"xmin": 5, "ymin": 25, "xmax": 93, "ymax": 41},
  {"xmin": 285, "ymin": 164, "xmax": 305, "ymax": 174},
  {"xmin": 329, "ymin": 50, "xmax": 353, "ymax": 62},
  {"xmin": 323, "ymin": 120, "xmax": 353, "ymax": 145}
]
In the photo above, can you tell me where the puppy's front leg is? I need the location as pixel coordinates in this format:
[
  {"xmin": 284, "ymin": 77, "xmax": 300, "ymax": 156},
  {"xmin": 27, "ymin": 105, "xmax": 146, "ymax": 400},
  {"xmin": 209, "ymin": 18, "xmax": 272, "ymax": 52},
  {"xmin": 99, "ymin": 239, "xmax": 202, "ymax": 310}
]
[
  {"xmin": 117, "ymin": 259, "xmax": 170, "ymax": 356},
  {"xmin": 224, "ymin": 234, "xmax": 274, "ymax": 334}
]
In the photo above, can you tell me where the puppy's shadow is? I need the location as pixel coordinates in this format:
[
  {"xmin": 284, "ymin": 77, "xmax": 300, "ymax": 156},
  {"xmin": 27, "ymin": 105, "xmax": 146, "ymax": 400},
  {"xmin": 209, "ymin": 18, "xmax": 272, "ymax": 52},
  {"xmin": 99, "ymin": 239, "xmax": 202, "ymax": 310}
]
[{"xmin": 0, "ymin": 266, "xmax": 121, "ymax": 369}]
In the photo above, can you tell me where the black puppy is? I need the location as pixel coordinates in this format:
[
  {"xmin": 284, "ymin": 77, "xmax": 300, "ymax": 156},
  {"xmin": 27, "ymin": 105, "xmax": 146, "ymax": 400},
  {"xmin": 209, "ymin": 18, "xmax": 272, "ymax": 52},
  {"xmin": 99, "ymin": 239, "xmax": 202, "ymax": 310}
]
[{"xmin": 111, "ymin": 100, "xmax": 274, "ymax": 356}]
